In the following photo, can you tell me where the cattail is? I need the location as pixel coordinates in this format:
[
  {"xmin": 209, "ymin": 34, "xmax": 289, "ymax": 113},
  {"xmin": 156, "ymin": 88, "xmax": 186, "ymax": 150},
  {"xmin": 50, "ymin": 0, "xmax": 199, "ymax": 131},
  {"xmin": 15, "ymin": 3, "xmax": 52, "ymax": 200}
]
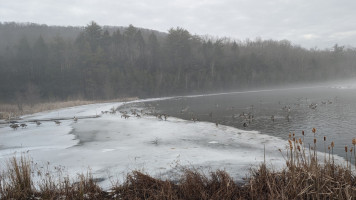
[
  {"xmin": 352, "ymin": 138, "xmax": 356, "ymax": 145},
  {"xmin": 331, "ymin": 141, "xmax": 335, "ymax": 148},
  {"xmin": 288, "ymin": 140, "xmax": 293, "ymax": 150},
  {"xmin": 328, "ymin": 146, "xmax": 330, "ymax": 150},
  {"xmin": 314, "ymin": 138, "xmax": 316, "ymax": 144},
  {"xmin": 289, "ymin": 133, "xmax": 291, "ymax": 138},
  {"xmin": 299, "ymin": 138, "xmax": 302, "ymax": 144},
  {"xmin": 323, "ymin": 136, "xmax": 327, "ymax": 163},
  {"xmin": 302, "ymin": 130, "xmax": 304, "ymax": 136},
  {"xmin": 345, "ymin": 145, "xmax": 349, "ymax": 168},
  {"xmin": 312, "ymin": 128, "xmax": 316, "ymax": 133},
  {"xmin": 292, "ymin": 133, "xmax": 295, "ymax": 137},
  {"xmin": 293, "ymin": 137, "xmax": 296, "ymax": 142},
  {"xmin": 297, "ymin": 145, "xmax": 301, "ymax": 152}
]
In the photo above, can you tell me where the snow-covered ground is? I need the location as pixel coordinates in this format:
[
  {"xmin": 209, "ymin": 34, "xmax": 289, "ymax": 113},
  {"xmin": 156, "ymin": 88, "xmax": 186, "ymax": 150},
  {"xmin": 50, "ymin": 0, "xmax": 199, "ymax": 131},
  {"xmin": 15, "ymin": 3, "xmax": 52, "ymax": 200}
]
[{"xmin": 0, "ymin": 98, "xmax": 309, "ymax": 189}]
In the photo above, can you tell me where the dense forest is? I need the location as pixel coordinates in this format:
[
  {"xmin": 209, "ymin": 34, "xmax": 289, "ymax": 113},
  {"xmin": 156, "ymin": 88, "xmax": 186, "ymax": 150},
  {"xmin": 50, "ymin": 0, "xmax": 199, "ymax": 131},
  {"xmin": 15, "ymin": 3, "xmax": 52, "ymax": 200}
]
[{"xmin": 1, "ymin": 21, "xmax": 356, "ymax": 103}]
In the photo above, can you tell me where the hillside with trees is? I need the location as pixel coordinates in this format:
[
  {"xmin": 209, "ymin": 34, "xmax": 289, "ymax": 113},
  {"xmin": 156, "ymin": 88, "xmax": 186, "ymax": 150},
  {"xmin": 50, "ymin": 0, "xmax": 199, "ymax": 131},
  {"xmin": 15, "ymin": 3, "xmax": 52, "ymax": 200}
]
[{"xmin": 1, "ymin": 21, "xmax": 356, "ymax": 103}]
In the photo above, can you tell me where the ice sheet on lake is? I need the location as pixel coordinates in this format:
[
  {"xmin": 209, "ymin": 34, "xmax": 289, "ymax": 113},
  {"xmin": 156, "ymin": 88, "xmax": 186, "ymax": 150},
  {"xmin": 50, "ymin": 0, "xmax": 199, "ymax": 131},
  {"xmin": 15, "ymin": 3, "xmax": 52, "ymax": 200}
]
[{"xmin": 0, "ymin": 98, "xmax": 322, "ymax": 189}]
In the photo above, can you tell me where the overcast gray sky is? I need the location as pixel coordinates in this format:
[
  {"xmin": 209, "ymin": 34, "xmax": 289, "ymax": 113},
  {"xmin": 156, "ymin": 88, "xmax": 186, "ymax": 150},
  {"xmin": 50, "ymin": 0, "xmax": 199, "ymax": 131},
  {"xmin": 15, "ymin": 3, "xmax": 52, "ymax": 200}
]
[{"xmin": 1, "ymin": 0, "xmax": 355, "ymax": 49}]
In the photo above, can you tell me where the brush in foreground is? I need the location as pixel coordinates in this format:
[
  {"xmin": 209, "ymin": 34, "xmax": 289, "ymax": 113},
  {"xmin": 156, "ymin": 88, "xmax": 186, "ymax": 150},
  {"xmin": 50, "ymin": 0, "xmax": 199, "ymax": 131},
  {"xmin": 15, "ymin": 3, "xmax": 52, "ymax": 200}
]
[{"xmin": 0, "ymin": 131, "xmax": 355, "ymax": 199}]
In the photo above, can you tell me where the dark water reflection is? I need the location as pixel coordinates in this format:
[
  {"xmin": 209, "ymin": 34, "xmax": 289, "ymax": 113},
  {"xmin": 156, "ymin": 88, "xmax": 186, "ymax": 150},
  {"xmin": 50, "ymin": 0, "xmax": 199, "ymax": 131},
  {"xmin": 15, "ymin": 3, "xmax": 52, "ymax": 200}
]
[{"xmin": 144, "ymin": 86, "xmax": 356, "ymax": 159}]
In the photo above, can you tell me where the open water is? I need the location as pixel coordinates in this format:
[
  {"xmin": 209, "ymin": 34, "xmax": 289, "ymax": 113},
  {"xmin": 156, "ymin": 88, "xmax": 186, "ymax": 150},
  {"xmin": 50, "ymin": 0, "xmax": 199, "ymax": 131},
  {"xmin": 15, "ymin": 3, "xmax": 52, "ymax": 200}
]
[{"xmin": 145, "ymin": 85, "xmax": 356, "ymax": 159}]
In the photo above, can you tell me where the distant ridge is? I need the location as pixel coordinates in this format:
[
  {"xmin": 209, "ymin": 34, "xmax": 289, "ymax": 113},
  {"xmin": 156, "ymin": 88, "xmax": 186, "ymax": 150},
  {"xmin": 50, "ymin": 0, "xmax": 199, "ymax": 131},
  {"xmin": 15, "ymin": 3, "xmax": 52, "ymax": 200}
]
[{"xmin": 0, "ymin": 21, "xmax": 167, "ymax": 51}]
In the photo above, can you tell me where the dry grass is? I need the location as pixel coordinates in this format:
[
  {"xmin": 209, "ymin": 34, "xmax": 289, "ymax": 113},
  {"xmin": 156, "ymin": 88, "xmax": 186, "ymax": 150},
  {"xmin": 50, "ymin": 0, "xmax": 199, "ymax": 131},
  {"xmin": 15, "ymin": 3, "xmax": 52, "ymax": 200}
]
[
  {"xmin": 0, "ymin": 97, "xmax": 138, "ymax": 120},
  {"xmin": 112, "ymin": 169, "xmax": 242, "ymax": 200},
  {"xmin": 0, "ymin": 131, "xmax": 355, "ymax": 199},
  {"xmin": 246, "ymin": 163, "xmax": 355, "ymax": 199},
  {"xmin": 0, "ymin": 155, "xmax": 106, "ymax": 199},
  {"xmin": 0, "ymin": 156, "xmax": 33, "ymax": 199},
  {"xmin": 244, "ymin": 130, "xmax": 356, "ymax": 200}
]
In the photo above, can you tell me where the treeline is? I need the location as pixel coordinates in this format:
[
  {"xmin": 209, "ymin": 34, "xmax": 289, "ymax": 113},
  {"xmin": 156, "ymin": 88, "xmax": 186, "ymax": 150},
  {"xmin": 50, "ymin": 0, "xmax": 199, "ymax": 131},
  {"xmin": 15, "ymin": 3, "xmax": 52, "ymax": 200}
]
[{"xmin": 0, "ymin": 21, "xmax": 356, "ymax": 103}]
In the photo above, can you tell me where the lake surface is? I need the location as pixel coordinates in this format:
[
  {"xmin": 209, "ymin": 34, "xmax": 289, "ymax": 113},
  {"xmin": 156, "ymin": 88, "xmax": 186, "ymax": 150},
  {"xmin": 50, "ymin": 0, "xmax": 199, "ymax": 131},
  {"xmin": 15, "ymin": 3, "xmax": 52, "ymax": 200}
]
[{"xmin": 144, "ymin": 86, "xmax": 356, "ymax": 159}]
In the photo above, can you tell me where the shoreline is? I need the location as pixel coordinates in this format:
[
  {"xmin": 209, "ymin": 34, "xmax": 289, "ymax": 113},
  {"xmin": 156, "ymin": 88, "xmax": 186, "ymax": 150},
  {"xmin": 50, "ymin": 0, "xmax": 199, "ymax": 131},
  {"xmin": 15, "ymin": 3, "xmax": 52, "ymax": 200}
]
[{"xmin": 0, "ymin": 97, "xmax": 138, "ymax": 121}]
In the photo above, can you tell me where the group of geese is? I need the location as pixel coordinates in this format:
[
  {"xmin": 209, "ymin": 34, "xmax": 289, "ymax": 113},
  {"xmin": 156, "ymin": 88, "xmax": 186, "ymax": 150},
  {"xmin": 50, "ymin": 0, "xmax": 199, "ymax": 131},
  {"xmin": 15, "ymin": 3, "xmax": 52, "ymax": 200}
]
[
  {"xmin": 9, "ymin": 116, "xmax": 78, "ymax": 130},
  {"xmin": 96, "ymin": 97, "xmax": 337, "ymax": 130},
  {"xmin": 101, "ymin": 106, "xmax": 168, "ymax": 121},
  {"xmin": 8, "ymin": 98, "xmax": 335, "ymax": 131},
  {"xmin": 180, "ymin": 98, "xmax": 335, "ymax": 129},
  {"xmin": 9, "ymin": 123, "xmax": 27, "ymax": 130},
  {"xmin": 9, "ymin": 104, "xmax": 159, "ymax": 130}
]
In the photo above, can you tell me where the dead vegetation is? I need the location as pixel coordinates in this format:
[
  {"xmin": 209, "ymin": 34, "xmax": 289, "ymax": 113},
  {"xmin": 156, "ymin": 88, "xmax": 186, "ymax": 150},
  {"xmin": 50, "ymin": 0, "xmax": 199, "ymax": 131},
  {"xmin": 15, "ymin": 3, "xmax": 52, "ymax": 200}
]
[
  {"xmin": 0, "ymin": 156, "xmax": 107, "ymax": 199},
  {"xmin": 0, "ymin": 97, "xmax": 138, "ymax": 120},
  {"xmin": 0, "ymin": 132, "xmax": 355, "ymax": 199}
]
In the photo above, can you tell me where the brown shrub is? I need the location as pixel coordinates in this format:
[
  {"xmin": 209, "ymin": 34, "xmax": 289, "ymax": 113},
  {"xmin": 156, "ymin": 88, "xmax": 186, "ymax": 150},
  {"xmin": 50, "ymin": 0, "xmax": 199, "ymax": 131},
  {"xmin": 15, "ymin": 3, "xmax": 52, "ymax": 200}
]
[{"xmin": 1, "ymin": 131, "xmax": 355, "ymax": 199}]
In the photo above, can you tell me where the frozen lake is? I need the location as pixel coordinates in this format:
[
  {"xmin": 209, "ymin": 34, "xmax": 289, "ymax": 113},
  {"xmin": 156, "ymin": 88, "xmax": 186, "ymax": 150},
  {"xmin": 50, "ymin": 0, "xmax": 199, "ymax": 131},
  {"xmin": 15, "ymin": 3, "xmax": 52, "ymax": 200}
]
[
  {"xmin": 1, "ymin": 82, "xmax": 352, "ymax": 188},
  {"xmin": 0, "ymin": 99, "xmax": 289, "ymax": 188}
]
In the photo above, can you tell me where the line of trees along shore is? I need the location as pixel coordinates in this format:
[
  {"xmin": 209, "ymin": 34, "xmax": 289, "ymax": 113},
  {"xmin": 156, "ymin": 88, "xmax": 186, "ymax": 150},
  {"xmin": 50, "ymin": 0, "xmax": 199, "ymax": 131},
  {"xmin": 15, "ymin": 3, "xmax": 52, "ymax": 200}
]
[{"xmin": 0, "ymin": 21, "xmax": 356, "ymax": 103}]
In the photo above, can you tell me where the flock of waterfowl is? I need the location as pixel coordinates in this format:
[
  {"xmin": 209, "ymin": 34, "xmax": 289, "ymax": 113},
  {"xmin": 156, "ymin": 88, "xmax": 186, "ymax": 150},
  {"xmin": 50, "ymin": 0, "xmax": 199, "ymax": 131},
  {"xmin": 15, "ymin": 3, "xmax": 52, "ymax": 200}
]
[
  {"xmin": 6, "ymin": 97, "xmax": 335, "ymax": 131},
  {"xmin": 8, "ymin": 116, "xmax": 78, "ymax": 130},
  {"xmin": 173, "ymin": 97, "xmax": 336, "ymax": 129},
  {"xmin": 6, "ymin": 102, "xmax": 173, "ymax": 131},
  {"xmin": 117, "ymin": 104, "xmax": 170, "ymax": 121}
]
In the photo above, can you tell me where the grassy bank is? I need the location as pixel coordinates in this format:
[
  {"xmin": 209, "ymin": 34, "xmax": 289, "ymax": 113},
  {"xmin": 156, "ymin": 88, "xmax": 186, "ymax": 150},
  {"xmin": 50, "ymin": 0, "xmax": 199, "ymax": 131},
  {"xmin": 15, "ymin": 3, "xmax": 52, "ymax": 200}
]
[
  {"xmin": 1, "ymin": 131, "xmax": 355, "ymax": 199},
  {"xmin": 0, "ymin": 97, "xmax": 137, "ymax": 120}
]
